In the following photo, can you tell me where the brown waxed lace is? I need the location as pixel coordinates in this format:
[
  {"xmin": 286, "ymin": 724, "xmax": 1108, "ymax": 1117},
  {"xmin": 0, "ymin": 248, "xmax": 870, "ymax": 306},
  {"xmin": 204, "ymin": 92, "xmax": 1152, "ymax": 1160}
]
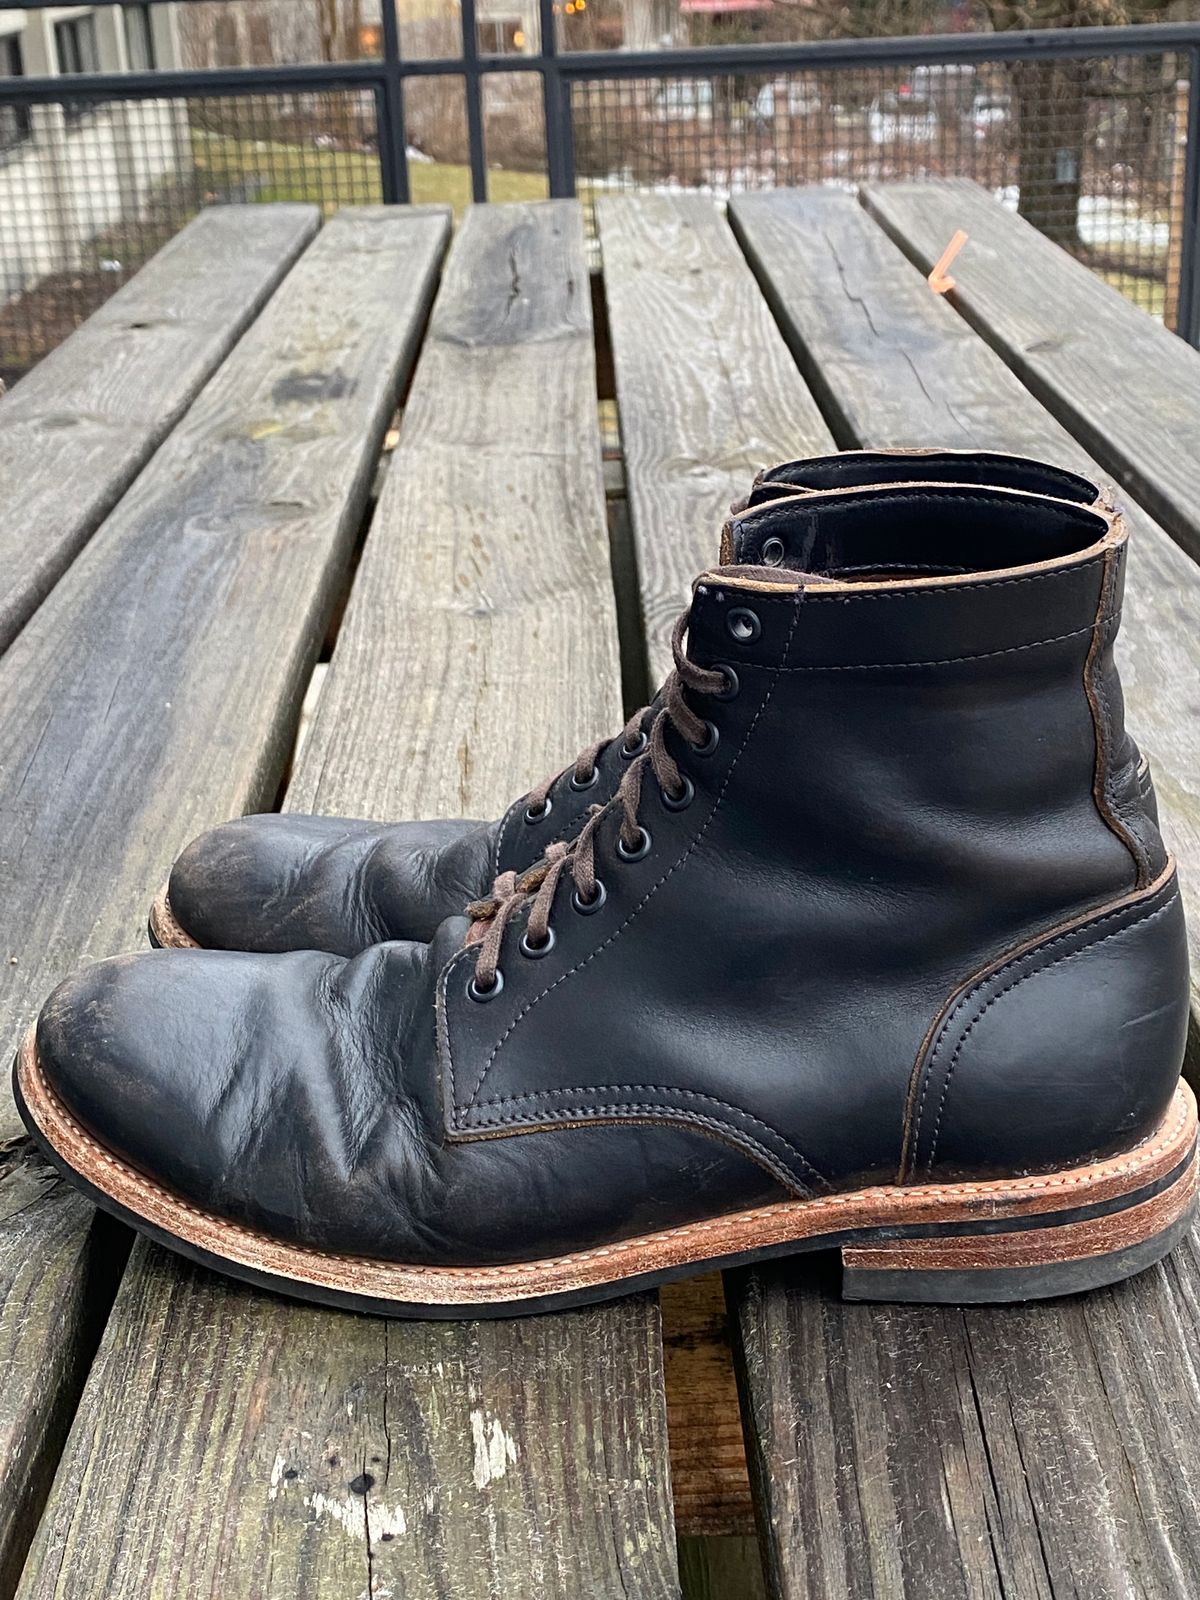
[{"xmin": 466, "ymin": 609, "xmax": 727, "ymax": 993}]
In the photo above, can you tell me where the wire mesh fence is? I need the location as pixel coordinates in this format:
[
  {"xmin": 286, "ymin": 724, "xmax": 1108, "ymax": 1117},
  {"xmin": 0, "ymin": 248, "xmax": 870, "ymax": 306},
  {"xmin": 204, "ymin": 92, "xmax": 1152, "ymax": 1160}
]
[
  {"xmin": 0, "ymin": 6, "xmax": 1197, "ymax": 384},
  {"xmin": 0, "ymin": 88, "xmax": 389, "ymax": 384},
  {"xmin": 573, "ymin": 53, "xmax": 1185, "ymax": 321}
]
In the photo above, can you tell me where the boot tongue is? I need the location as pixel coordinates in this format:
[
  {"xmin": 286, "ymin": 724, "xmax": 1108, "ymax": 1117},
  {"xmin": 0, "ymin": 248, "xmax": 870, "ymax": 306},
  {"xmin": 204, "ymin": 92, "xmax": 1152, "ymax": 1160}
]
[{"xmin": 726, "ymin": 481, "xmax": 1112, "ymax": 580}]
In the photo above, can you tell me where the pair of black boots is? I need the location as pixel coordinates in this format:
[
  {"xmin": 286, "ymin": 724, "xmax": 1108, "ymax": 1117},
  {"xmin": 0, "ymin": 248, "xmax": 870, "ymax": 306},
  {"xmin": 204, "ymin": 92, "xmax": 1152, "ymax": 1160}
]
[{"xmin": 15, "ymin": 450, "xmax": 1193, "ymax": 1319}]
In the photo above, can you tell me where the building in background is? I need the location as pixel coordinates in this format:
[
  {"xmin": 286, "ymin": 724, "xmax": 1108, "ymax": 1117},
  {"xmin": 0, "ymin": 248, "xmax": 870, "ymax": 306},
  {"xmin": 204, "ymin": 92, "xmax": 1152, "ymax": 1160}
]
[{"xmin": 0, "ymin": 5, "xmax": 189, "ymax": 305}]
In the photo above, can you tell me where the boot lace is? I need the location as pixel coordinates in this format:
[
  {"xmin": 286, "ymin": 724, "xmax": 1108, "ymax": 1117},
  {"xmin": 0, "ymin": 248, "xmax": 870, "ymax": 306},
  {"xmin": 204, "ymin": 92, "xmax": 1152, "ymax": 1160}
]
[{"xmin": 466, "ymin": 609, "xmax": 727, "ymax": 995}]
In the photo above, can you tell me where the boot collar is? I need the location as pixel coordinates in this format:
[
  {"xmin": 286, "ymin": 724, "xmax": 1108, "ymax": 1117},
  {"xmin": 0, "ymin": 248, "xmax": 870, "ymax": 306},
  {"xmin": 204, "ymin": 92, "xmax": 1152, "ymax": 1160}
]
[{"xmin": 702, "ymin": 481, "xmax": 1123, "ymax": 673}]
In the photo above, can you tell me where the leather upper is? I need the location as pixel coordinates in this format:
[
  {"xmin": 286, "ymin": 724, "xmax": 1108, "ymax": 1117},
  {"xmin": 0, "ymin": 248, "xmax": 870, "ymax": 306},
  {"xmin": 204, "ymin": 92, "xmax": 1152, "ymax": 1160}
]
[
  {"xmin": 167, "ymin": 449, "xmax": 1111, "ymax": 958},
  {"xmin": 32, "ymin": 473, "xmax": 1189, "ymax": 1268}
]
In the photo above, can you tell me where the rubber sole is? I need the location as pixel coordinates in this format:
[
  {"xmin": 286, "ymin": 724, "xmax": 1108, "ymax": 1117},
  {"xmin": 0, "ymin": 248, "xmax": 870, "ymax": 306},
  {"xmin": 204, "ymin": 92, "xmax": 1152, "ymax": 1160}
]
[
  {"xmin": 147, "ymin": 883, "xmax": 200, "ymax": 950},
  {"xmin": 14, "ymin": 1029, "xmax": 1197, "ymax": 1319}
]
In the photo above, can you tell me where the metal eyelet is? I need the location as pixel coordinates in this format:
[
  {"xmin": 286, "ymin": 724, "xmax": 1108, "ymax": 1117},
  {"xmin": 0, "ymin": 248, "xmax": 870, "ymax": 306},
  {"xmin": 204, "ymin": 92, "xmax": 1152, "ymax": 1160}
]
[
  {"xmin": 661, "ymin": 774, "xmax": 695, "ymax": 813},
  {"xmin": 727, "ymin": 607, "xmax": 762, "ymax": 645},
  {"xmin": 572, "ymin": 879, "xmax": 607, "ymax": 915},
  {"xmin": 761, "ymin": 536, "xmax": 786, "ymax": 567},
  {"xmin": 711, "ymin": 663, "xmax": 740, "ymax": 701},
  {"xmin": 621, "ymin": 730, "xmax": 648, "ymax": 760},
  {"xmin": 616, "ymin": 826, "xmax": 652, "ymax": 862},
  {"xmin": 691, "ymin": 720, "xmax": 719, "ymax": 758},
  {"xmin": 524, "ymin": 797, "xmax": 552, "ymax": 824},
  {"xmin": 468, "ymin": 969, "xmax": 504, "ymax": 1002},
  {"xmin": 569, "ymin": 767, "xmax": 599, "ymax": 793},
  {"xmin": 519, "ymin": 927, "xmax": 556, "ymax": 959}
]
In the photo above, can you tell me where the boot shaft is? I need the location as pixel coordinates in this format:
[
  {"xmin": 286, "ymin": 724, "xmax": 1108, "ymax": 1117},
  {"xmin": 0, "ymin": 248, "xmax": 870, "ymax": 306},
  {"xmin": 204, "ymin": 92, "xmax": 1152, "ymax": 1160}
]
[
  {"xmin": 709, "ymin": 482, "xmax": 1162, "ymax": 918},
  {"xmin": 441, "ymin": 477, "xmax": 1186, "ymax": 1194}
]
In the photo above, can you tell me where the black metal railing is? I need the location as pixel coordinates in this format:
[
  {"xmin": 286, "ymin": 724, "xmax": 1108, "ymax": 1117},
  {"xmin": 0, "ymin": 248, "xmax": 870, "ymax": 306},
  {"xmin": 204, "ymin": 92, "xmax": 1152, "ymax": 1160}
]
[{"xmin": 1, "ymin": 3, "xmax": 1197, "ymax": 383}]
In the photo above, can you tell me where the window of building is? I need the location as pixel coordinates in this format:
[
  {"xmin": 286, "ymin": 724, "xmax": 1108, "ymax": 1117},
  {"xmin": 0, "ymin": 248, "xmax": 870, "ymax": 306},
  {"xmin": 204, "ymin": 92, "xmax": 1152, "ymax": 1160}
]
[
  {"xmin": 54, "ymin": 14, "xmax": 101, "ymax": 123},
  {"xmin": 123, "ymin": 4, "xmax": 156, "ymax": 71},
  {"xmin": 477, "ymin": 18, "xmax": 526, "ymax": 53},
  {"xmin": 0, "ymin": 34, "xmax": 32, "ymax": 153}
]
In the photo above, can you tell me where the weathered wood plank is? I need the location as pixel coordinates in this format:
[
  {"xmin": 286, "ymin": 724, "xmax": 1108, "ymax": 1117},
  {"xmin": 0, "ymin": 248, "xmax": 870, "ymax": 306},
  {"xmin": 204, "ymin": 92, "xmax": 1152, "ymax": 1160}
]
[
  {"xmin": 661, "ymin": 1277, "xmax": 757, "ymax": 1538},
  {"xmin": 730, "ymin": 186, "xmax": 1200, "ymax": 1027},
  {"xmin": 0, "ymin": 206, "xmax": 450, "ymax": 1596},
  {"xmin": 596, "ymin": 194, "xmax": 833, "ymax": 683},
  {"xmin": 731, "ymin": 1248, "xmax": 1200, "ymax": 1600},
  {"xmin": 723, "ymin": 185, "xmax": 1200, "ymax": 1600},
  {"xmin": 862, "ymin": 177, "xmax": 1200, "ymax": 565},
  {"xmin": 0, "ymin": 205, "xmax": 319, "ymax": 655},
  {"xmin": 0, "ymin": 204, "xmax": 451, "ymax": 1144},
  {"xmin": 597, "ymin": 194, "xmax": 835, "ymax": 1546},
  {"xmin": 17, "ymin": 204, "xmax": 681, "ymax": 1600},
  {"xmin": 0, "ymin": 1154, "xmax": 126, "ymax": 1600}
]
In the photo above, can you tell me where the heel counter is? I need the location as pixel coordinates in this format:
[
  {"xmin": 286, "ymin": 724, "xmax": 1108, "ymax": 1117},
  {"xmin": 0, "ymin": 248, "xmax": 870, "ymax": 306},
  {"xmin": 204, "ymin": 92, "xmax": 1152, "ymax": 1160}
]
[
  {"xmin": 1108, "ymin": 732, "xmax": 1167, "ymax": 871},
  {"xmin": 907, "ymin": 868, "xmax": 1189, "ymax": 1180}
]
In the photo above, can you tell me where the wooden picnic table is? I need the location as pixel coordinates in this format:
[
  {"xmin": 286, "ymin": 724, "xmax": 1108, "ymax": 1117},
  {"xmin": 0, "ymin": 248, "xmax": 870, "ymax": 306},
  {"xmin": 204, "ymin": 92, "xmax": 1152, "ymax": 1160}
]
[{"xmin": 0, "ymin": 183, "xmax": 1198, "ymax": 1600}]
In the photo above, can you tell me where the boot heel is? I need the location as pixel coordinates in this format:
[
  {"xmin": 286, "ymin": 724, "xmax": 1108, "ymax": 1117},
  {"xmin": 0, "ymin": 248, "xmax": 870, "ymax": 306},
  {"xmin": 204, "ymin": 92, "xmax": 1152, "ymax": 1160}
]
[{"xmin": 841, "ymin": 1149, "xmax": 1197, "ymax": 1305}]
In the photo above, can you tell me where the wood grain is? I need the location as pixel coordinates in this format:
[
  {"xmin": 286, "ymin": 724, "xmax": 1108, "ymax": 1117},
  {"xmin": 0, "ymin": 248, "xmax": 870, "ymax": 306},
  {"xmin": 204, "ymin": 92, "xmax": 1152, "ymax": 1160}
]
[
  {"xmin": 18, "ymin": 203, "xmax": 681, "ymax": 1600},
  {"xmin": 732, "ymin": 1245, "xmax": 1200, "ymax": 1600},
  {"xmin": 862, "ymin": 178, "xmax": 1200, "ymax": 565},
  {"xmin": 729, "ymin": 186, "xmax": 1200, "ymax": 1028},
  {"xmin": 724, "ymin": 185, "xmax": 1200, "ymax": 1600},
  {"xmin": 0, "ymin": 205, "xmax": 319, "ymax": 655},
  {"xmin": 0, "ymin": 204, "xmax": 450, "ymax": 1145},
  {"xmin": 596, "ymin": 194, "xmax": 833, "ymax": 684},
  {"xmin": 661, "ymin": 1276, "xmax": 756, "ymax": 1538},
  {"xmin": 0, "ymin": 1152, "xmax": 126, "ymax": 1599},
  {"xmin": 0, "ymin": 206, "xmax": 450, "ymax": 1598},
  {"xmin": 597, "ymin": 195, "xmax": 833, "ymax": 1544}
]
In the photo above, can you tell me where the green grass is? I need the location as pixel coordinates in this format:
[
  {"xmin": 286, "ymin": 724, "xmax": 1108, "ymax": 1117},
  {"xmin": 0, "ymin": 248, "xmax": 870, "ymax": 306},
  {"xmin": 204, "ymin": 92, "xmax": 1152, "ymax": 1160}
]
[
  {"xmin": 1098, "ymin": 269, "xmax": 1165, "ymax": 322},
  {"xmin": 192, "ymin": 130, "xmax": 549, "ymax": 216}
]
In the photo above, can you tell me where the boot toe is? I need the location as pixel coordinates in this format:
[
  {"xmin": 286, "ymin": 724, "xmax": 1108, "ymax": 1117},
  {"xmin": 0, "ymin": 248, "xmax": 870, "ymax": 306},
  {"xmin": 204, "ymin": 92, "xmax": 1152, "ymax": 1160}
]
[
  {"xmin": 29, "ymin": 940, "xmax": 456, "ymax": 1261},
  {"xmin": 167, "ymin": 814, "xmax": 381, "ymax": 955},
  {"xmin": 33, "ymin": 948, "xmax": 330, "ymax": 1216}
]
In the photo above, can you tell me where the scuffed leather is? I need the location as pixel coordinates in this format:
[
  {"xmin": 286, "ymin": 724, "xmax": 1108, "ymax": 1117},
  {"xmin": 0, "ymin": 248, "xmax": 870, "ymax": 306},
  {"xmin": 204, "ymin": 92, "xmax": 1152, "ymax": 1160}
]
[
  {"xmin": 170, "ymin": 815, "xmax": 498, "ymax": 954},
  {"xmin": 35, "ymin": 927, "xmax": 784, "ymax": 1264},
  {"xmin": 167, "ymin": 697, "xmax": 666, "ymax": 956},
  {"xmin": 33, "ymin": 474, "xmax": 1187, "ymax": 1268}
]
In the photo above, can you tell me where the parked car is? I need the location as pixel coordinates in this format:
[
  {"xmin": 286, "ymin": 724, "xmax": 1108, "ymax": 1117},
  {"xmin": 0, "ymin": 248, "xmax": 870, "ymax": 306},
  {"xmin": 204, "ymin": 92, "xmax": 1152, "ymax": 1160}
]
[{"xmin": 867, "ymin": 87, "xmax": 939, "ymax": 145}]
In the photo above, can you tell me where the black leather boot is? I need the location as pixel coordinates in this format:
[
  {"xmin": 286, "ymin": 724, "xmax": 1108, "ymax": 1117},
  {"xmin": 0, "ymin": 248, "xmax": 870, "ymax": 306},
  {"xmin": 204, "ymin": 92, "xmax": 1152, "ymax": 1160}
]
[
  {"xmin": 18, "ymin": 479, "xmax": 1192, "ymax": 1317},
  {"xmin": 150, "ymin": 450, "xmax": 1108, "ymax": 957}
]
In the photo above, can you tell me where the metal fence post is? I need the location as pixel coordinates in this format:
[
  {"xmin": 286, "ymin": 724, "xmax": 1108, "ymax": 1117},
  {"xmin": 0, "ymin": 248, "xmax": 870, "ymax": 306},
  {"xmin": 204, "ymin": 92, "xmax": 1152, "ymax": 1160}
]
[
  {"xmin": 378, "ymin": 0, "xmax": 410, "ymax": 205},
  {"xmin": 538, "ymin": 0, "xmax": 576, "ymax": 198},
  {"xmin": 1175, "ymin": 49, "xmax": 1200, "ymax": 347},
  {"xmin": 459, "ymin": 0, "xmax": 489, "ymax": 204}
]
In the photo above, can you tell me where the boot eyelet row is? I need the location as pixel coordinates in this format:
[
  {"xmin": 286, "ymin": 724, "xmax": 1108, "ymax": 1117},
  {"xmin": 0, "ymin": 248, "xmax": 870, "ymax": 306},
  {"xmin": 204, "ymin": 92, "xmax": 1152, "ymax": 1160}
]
[
  {"xmin": 572, "ymin": 880, "xmax": 607, "ymax": 915},
  {"xmin": 468, "ymin": 970, "xmax": 504, "ymax": 1003},
  {"xmin": 691, "ymin": 720, "xmax": 719, "ymax": 758},
  {"xmin": 616, "ymin": 827, "xmax": 652, "ymax": 862},
  {"xmin": 524, "ymin": 798, "xmax": 552, "ymax": 825},
  {"xmin": 621, "ymin": 730, "xmax": 648, "ymax": 759},
  {"xmin": 520, "ymin": 927, "xmax": 556, "ymax": 959},
  {"xmin": 711, "ymin": 664, "xmax": 740, "ymax": 701},
  {"xmin": 761, "ymin": 537, "xmax": 786, "ymax": 567},
  {"xmin": 726, "ymin": 607, "xmax": 761, "ymax": 645},
  {"xmin": 569, "ymin": 768, "xmax": 600, "ymax": 793},
  {"xmin": 661, "ymin": 775, "xmax": 695, "ymax": 813}
]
